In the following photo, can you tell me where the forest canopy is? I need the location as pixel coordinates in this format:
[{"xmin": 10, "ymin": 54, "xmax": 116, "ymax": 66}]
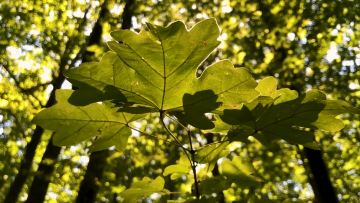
[{"xmin": 1, "ymin": 0, "xmax": 360, "ymax": 203}]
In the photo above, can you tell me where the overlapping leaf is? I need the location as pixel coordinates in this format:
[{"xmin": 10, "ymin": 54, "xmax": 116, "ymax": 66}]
[
  {"xmin": 163, "ymin": 142, "xmax": 231, "ymax": 179},
  {"xmin": 120, "ymin": 176, "xmax": 169, "ymax": 203},
  {"xmin": 209, "ymin": 77, "xmax": 360, "ymax": 148},
  {"xmin": 220, "ymin": 156, "xmax": 263, "ymax": 187},
  {"xmin": 200, "ymin": 156, "xmax": 262, "ymax": 194},
  {"xmin": 163, "ymin": 153, "xmax": 191, "ymax": 179},
  {"xmin": 32, "ymin": 89, "xmax": 146, "ymax": 152},
  {"xmin": 63, "ymin": 18, "xmax": 259, "ymax": 129},
  {"xmin": 195, "ymin": 142, "xmax": 230, "ymax": 172}
]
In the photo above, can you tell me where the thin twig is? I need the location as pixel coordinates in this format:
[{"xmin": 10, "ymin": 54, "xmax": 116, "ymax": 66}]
[
  {"xmin": 128, "ymin": 126, "xmax": 182, "ymax": 147},
  {"xmin": 164, "ymin": 113, "xmax": 188, "ymax": 130},
  {"xmin": 160, "ymin": 112, "xmax": 196, "ymax": 198},
  {"xmin": 1, "ymin": 64, "xmax": 43, "ymax": 108},
  {"xmin": 188, "ymin": 127, "xmax": 200, "ymax": 199},
  {"xmin": 160, "ymin": 113, "xmax": 190, "ymax": 152},
  {"xmin": 196, "ymin": 129, "xmax": 259, "ymax": 151},
  {"xmin": 1, "ymin": 108, "xmax": 26, "ymax": 137},
  {"xmin": 196, "ymin": 140, "xmax": 229, "ymax": 151}
]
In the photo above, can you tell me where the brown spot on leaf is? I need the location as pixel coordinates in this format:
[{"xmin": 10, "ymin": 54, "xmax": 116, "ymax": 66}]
[{"xmin": 131, "ymin": 81, "xmax": 139, "ymax": 86}]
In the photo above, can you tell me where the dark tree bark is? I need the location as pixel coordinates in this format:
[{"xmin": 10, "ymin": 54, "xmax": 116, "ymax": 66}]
[
  {"xmin": 20, "ymin": 7, "xmax": 95, "ymax": 203},
  {"xmin": 25, "ymin": 133, "xmax": 61, "ymax": 203},
  {"xmin": 4, "ymin": 71, "xmax": 65, "ymax": 203},
  {"xmin": 76, "ymin": 150, "xmax": 110, "ymax": 203},
  {"xmin": 303, "ymin": 148, "xmax": 338, "ymax": 203},
  {"xmin": 76, "ymin": 1, "xmax": 134, "ymax": 203},
  {"xmin": 75, "ymin": 4, "xmax": 109, "ymax": 203},
  {"xmin": 206, "ymin": 133, "xmax": 225, "ymax": 203},
  {"xmin": 254, "ymin": 1, "xmax": 339, "ymax": 201}
]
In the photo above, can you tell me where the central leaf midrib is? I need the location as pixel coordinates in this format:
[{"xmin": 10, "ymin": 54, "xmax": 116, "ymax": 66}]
[
  {"xmin": 166, "ymin": 45, "xmax": 199, "ymax": 79},
  {"xmin": 155, "ymin": 29, "xmax": 167, "ymax": 110},
  {"xmin": 123, "ymin": 42, "xmax": 163, "ymax": 78},
  {"xmin": 114, "ymin": 53, "xmax": 163, "ymax": 91}
]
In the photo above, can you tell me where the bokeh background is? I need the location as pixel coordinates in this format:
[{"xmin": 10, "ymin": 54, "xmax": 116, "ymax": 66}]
[{"xmin": 0, "ymin": 0, "xmax": 359, "ymax": 202}]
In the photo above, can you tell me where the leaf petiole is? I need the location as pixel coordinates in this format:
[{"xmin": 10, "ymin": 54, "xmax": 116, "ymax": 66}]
[{"xmin": 127, "ymin": 125, "xmax": 182, "ymax": 147}]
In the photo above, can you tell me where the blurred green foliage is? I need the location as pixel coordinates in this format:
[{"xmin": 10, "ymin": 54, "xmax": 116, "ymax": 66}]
[{"xmin": 1, "ymin": 0, "xmax": 360, "ymax": 202}]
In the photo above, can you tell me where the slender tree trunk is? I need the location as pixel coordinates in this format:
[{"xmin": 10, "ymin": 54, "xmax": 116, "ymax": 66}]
[
  {"xmin": 254, "ymin": 1, "xmax": 338, "ymax": 201},
  {"xmin": 4, "ymin": 75, "xmax": 65, "ymax": 203},
  {"xmin": 75, "ymin": 3, "xmax": 109, "ymax": 203},
  {"xmin": 76, "ymin": 1, "xmax": 135, "ymax": 202},
  {"xmin": 303, "ymin": 148, "xmax": 338, "ymax": 203},
  {"xmin": 288, "ymin": 81, "xmax": 338, "ymax": 202},
  {"xmin": 25, "ymin": 133, "xmax": 61, "ymax": 203},
  {"xmin": 289, "ymin": 87, "xmax": 338, "ymax": 202},
  {"xmin": 76, "ymin": 150, "xmax": 110, "ymax": 203},
  {"xmin": 206, "ymin": 133, "xmax": 225, "ymax": 203},
  {"xmin": 17, "ymin": 6, "xmax": 96, "ymax": 202}
]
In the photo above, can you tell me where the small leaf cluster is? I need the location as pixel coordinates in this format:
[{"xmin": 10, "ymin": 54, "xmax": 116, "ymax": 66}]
[{"xmin": 33, "ymin": 18, "xmax": 360, "ymax": 202}]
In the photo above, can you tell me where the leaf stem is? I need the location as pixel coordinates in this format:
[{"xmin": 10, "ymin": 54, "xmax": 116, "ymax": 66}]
[
  {"xmin": 159, "ymin": 113, "xmax": 199, "ymax": 198},
  {"xmin": 164, "ymin": 113, "xmax": 188, "ymax": 130},
  {"xmin": 188, "ymin": 127, "xmax": 200, "ymax": 199},
  {"xmin": 160, "ymin": 113, "xmax": 189, "ymax": 152},
  {"xmin": 196, "ymin": 140, "xmax": 229, "ymax": 151},
  {"xmin": 128, "ymin": 126, "xmax": 182, "ymax": 147}
]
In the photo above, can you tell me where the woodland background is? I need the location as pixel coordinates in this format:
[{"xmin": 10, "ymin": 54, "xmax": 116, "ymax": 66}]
[{"xmin": 1, "ymin": 0, "xmax": 360, "ymax": 202}]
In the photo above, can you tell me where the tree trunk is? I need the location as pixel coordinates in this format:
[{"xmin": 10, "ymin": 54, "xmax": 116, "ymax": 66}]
[
  {"xmin": 206, "ymin": 133, "xmax": 225, "ymax": 203},
  {"xmin": 19, "ymin": 6, "xmax": 94, "ymax": 203},
  {"xmin": 4, "ymin": 74, "xmax": 65, "ymax": 203},
  {"xmin": 76, "ymin": 150, "xmax": 110, "ymax": 203},
  {"xmin": 25, "ymin": 133, "xmax": 61, "ymax": 203},
  {"xmin": 254, "ymin": 1, "xmax": 338, "ymax": 201},
  {"xmin": 303, "ymin": 148, "xmax": 338, "ymax": 203},
  {"xmin": 76, "ymin": 1, "xmax": 135, "ymax": 202}
]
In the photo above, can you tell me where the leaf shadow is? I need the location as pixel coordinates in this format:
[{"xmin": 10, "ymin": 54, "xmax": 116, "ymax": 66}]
[
  {"xmin": 171, "ymin": 90, "xmax": 222, "ymax": 130},
  {"xmin": 68, "ymin": 79, "xmax": 128, "ymax": 106}
]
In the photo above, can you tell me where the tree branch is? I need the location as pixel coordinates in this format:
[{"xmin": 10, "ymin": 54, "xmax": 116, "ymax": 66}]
[
  {"xmin": 188, "ymin": 127, "xmax": 199, "ymax": 199},
  {"xmin": 1, "ymin": 64, "xmax": 43, "ymax": 108},
  {"xmin": 128, "ymin": 126, "xmax": 182, "ymax": 147}
]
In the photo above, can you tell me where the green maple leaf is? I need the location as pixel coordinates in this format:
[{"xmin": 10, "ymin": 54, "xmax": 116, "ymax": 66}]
[
  {"xmin": 210, "ymin": 77, "xmax": 360, "ymax": 148},
  {"xmin": 120, "ymin": 176, "xmax": 169, "ymax": 203},
  {"xmin": 200, "ymin": 176, "xmax": 231, "ymax": 194},
  {"xmin": 63, "ymin": 18, "xmax": 259, "ymax": 129},
  {"xmin": 220, "ymin": 156, "xmax": 263, "ymax": 187},
  {"xmin": 200, "ymin": 156, "xmax": 262, "ymax": 194},
  {"xmin": 163, "ymin": 153, "xmax": 192, "ymax": 180},
  {"xmin": 32, "ymin": 89, "xmax": 146, "ymax": 152},
  {"xmin": 195, "ymin": 141, "xmax": 230, "ymax": 172}
]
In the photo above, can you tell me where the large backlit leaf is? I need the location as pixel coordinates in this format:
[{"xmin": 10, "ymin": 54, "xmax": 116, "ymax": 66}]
[
  {"xmin": 210, "ymin": 77, "xmax": 360, "ymax": 148},
  {"xmin": 64, "ymin": 18, "xmax": 259, "ymax": 129},
  {"xmin": 32, "ymin": 89, "xmax": 146, "ymax": 152},
  {"xmin": 121, "ymin": 176, "xmax": 169, "ymax": 203}
]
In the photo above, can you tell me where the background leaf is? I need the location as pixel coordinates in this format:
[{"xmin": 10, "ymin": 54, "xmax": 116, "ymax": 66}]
[
  {"xmin": 121, "ymin": 176, "xmax": 169, "ymax": 203},
  {"xmin": 220, "ymin": 156, "xmax": 263, "ymax": 188}
]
